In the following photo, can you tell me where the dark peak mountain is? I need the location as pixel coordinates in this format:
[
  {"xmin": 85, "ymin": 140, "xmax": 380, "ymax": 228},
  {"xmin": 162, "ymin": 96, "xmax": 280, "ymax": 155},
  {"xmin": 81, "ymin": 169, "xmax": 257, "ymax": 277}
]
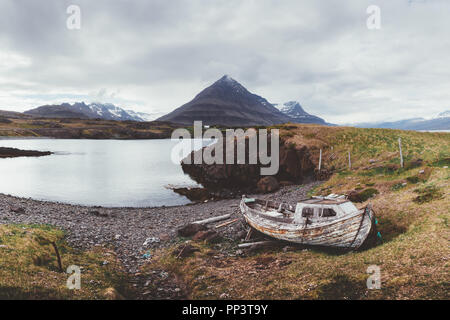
[
  {"xmin": 24, "ymin": 102, "xmax": 153, "ymax": 122},
  {"xmin": 195, "ymin": 75, "xmax": 271, "ymax": 107},
  {"xmin": 157, "ymin": 75, "xmax": 291, "ymax": 126},
  {"xmin": 274, "ymin": 101, "xmax": 327, "ymax": 125},
  {"xmin": 213, "ymin": 75, "xmax": 247, "ymax": 92}
]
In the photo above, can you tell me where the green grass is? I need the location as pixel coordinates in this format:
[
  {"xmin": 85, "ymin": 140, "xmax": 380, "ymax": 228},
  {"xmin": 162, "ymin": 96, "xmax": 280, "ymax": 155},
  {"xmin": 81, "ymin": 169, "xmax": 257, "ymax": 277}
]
[{"xmin": 0, "ymin": 224, "xmax": 133, "ymax": 299}]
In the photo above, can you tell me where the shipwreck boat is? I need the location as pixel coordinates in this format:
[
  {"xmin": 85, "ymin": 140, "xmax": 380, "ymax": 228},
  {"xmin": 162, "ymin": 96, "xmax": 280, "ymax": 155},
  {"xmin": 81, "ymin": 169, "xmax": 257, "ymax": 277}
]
[{"xmin": 240, "ymin": 194, "xmax": 377, "ymax": 250}]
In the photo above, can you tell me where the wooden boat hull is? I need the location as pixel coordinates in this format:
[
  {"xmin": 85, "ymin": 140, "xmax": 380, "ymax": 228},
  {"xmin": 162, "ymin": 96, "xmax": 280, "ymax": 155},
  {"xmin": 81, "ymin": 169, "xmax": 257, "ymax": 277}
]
[{"xmin": 240, "ymin": 199, "xmax": 377, "ymax": 250}]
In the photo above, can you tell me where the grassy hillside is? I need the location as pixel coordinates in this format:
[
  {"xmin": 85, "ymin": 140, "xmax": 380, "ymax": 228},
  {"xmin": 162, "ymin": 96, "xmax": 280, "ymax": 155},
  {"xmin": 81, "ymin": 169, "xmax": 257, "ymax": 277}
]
[
  {"xmin": 144, "ymin": 125, "xmax": 449, "ymax": 300},
  {"xmin": 0, "ymin": 224, "xmax": 132, "ymax": 299}
]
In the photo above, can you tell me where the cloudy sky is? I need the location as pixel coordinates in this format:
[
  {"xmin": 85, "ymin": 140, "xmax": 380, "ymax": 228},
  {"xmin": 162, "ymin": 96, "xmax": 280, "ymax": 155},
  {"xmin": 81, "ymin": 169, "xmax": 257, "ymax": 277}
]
[{"xmin": 0, "ymin": 0, "xmax": 449, "ymax": 124}]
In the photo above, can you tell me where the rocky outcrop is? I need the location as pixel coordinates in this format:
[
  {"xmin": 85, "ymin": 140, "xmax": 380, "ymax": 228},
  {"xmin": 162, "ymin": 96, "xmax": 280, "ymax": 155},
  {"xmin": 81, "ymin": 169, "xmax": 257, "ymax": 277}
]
[
  {"xmin": 192, "ymin": 230, "xmax": 222, "ymax": 243},
  {"xmin": 0, "ymin": 147, "xmax": 52, "ymax": 158},
  {"xmin": 172, "ymin": 187, "xmax": 212, "ymax": 202},
  {"xmin": 177, "ymin": 223, "xmax": 208, "ymax": 237},
  {"xmin": 181, "ymin": 137, "xmax": 317, "ymax": 194},
  {"xmin": 257, "ymin": 177, "xmax": 280, "ymax": 193}
]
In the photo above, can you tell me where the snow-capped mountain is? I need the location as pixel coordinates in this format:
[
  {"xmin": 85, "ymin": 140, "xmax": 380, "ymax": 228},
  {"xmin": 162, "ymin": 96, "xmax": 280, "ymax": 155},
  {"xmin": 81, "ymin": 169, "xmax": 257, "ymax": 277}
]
[
  {"xmin": 437, "ymin": 110, "xmax": 450, "ymax": 118},
  {"xmin": 274, "ymin": 101, "xmax": 327, "ymax": 125},
  {"xmin": 25, "ymin": 102, "xmax": 154, "ymax": 122},
  {"xmin": 126, "ymin": 109, "xmax": 164, "ymax": 122},
  {"xmin": 81, "ymin": 102, "xmax": 143, "ymax": 121}
]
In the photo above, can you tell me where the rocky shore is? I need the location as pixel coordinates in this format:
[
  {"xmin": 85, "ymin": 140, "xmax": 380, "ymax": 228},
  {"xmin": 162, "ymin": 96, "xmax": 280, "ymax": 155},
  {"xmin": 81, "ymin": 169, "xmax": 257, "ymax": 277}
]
[
  {"xmin": 0, "ymin": 181, "xmax": 321, "ymax": 273},
  {"xmin": 0, "ymin": 147, "xmax": 52, "ymax": 158}
]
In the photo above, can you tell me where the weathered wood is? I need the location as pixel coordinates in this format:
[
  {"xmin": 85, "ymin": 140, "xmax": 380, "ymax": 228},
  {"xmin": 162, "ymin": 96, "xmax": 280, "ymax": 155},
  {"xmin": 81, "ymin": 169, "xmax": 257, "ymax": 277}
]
[
  {"xmin": 192, "ymin": 214, "xmax": 231, "ymax": 225},
  {"xmin": 238, "ymin": 241, "xmax": 275, "ymax": 249},
  {"xmin": 319, "ymin": 149, "xmax": 322, "ymax": 171},
  {"xmin": 240, "ymin": 196, "xmax": 376, "ymax": 250},
  {"xmin": 215, "ymin": 218, "xmax": 239, "ymax": 229},
  {"xmin": 245, "ymin": 228, "xmax": 254, "ymax": 241}
]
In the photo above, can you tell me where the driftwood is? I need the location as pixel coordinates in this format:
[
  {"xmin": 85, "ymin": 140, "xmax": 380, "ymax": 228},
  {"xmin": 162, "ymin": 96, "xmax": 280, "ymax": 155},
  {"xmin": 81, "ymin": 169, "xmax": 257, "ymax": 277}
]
[
  {"xmin": 215, "ymin": 218, "xmax": 239, "ymax": 229},
  {"xmin": 192, "ymin": 214, "xmax": 232, "ymax": 225},
  {"xmin": 238, "ymin": 241, "xmax": 276, "ymax": 249},
  {"xmin": 245, "ymin": 228, "xmax": 254, "ymax": 241}
]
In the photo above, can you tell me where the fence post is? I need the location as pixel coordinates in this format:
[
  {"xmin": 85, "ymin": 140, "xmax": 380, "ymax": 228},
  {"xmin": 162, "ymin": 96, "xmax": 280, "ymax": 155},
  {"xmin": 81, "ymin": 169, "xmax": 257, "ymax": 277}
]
[
  {"xmin": 398, "ymin": 137, "xmax": 404, "ymax": 168},
  {"xmin": 319, "ymin": 149, "xmax": 322, "ymax": 171},
  {"xmin": 348, "ymin": 151, "xmax": 352, "ymax": 169}
]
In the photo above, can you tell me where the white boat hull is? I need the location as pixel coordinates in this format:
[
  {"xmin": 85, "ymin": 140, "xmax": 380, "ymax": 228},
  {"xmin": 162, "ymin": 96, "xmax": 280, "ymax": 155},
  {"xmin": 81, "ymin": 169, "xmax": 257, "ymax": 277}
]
[{"xmin": 240, "ymin": 199, "xmax": 377, "ymax": 250}]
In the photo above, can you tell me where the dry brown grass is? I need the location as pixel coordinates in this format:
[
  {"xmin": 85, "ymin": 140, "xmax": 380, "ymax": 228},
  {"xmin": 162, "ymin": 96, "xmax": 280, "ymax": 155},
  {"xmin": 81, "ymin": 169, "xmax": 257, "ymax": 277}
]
[{"xmin": 144, "ymin": 126, "xmax": 449, "ymax": 300}]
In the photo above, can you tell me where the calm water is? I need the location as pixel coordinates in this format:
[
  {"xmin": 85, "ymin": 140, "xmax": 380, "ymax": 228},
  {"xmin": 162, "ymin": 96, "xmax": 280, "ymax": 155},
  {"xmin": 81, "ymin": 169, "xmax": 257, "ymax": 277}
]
[{"xmin": 0, "ymin": 139, "xmax": 209, "ymax": 207}]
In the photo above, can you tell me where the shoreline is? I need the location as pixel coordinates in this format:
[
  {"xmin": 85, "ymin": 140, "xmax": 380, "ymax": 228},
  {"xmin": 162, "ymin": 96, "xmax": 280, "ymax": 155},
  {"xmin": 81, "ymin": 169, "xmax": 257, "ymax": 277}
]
[
  {"xmin": 0, "ymin": 182, "xmax": 322, "ymax": 273},
  {"xmin": 0, "ymin": 192, "xmax": 200, "ymax": 210},
  {"xmin": 0, "ymin": 146, "xmax": 52, "ymax": 158}
]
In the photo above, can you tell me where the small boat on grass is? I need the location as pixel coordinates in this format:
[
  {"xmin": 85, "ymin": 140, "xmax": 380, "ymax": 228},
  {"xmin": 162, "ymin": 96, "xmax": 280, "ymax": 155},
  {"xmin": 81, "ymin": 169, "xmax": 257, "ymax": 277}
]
[{"xmin": 240, "ymin": 194, "xmax": 378, "ymax": 250}]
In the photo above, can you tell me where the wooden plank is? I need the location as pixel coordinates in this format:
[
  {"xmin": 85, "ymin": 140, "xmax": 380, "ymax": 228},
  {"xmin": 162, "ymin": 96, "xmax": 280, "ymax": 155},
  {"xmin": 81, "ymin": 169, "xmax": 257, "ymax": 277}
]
[
  {"xmin": 192, "ymin": 214, "xmax": 232, "ymax": 225},
  {"xmin": 245, "ymin": 228, "xmax": 254, "ymax": 241},
  {"xmin": 215, "ymin": 218, "xmax": 239, "ymax": 229},
  {"xmin": 238, "ymin": 241, "xmax": 275, "ymax": 249}
]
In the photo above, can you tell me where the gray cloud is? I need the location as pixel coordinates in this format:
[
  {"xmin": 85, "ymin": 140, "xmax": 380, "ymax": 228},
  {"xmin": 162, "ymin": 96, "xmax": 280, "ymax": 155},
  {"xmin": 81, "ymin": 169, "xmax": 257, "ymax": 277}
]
[{"xmin": 0, "ymin": 0, "xmax": 449, "ymax": 123}]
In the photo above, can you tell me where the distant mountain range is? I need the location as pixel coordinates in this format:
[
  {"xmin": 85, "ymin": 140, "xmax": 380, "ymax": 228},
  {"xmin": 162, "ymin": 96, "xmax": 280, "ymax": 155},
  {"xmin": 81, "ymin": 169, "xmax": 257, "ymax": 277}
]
[
  {"xmin": 353, "ymin": 111, "xmax": 450, "ymax": 130},
  {"xmin": 157, "ymin": 75, "xmax": 328, "ymax": 126},
  {"xmin": 273, "ymin": 101, "xmax": 329, "ymax": 125},
  {"xmin": 14, "ymin": 85, "xmax": 449, "ymax": 131},
  {"xmin": 24, "ymin": 102, "xmax": 154, "ymax": 122},
  {"xmin": 18, "ymin": 76, "xmax": 329, "ymax": 126}
]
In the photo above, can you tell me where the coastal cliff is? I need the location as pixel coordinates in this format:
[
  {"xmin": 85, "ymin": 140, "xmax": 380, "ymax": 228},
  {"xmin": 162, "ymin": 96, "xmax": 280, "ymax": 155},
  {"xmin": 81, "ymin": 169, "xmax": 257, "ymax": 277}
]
[{"xmin": 180, "ymin": 135, "xmax": 319, "ymax": 194}]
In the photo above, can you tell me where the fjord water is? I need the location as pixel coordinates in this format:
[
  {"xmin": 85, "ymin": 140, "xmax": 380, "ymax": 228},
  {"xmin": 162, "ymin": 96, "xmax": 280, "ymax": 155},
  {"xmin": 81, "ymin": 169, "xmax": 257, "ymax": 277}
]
[{"xmin": 0, "ymin": 139, "xmax": 209, "ymax": 207}]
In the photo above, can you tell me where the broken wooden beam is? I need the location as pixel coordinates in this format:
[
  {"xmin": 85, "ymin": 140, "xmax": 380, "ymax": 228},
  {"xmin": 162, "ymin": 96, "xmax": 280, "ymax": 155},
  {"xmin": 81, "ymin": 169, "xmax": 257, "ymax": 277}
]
[
  {"xmin": 238, "ymin": 241, "xmax": 276, "ymax": 249},
  {"xmin": 192, "ymin": 214, "xmax": 232, "ymax": 225},
  {"xmin": 244, "ymin": 228, "xmax": 254, "ymax": 241},
  {"xmin": 215, "ymin": 218, "xmax": 239, "ymax": 229}
]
